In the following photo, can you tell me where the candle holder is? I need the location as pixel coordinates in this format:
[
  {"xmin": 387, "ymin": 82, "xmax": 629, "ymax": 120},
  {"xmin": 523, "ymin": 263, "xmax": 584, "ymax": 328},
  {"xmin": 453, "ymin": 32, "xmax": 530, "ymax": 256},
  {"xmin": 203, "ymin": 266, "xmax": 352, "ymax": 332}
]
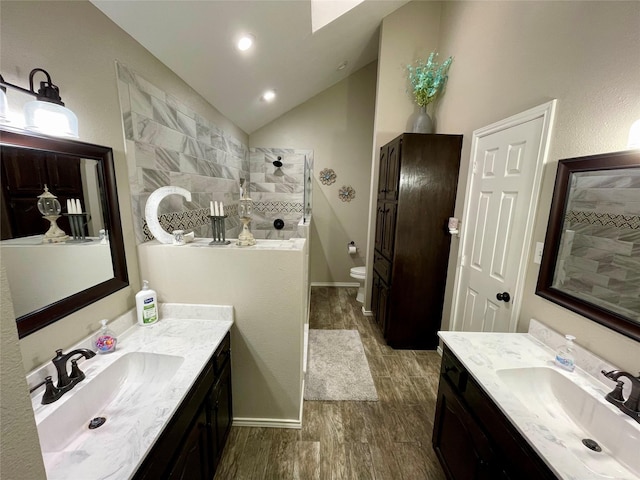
[
  {"xmin": 63, "ymin": 213, "xmax": 92, "ymax": 242},
  {"xmin": 209, "ymin": 215, "xmax": 230, "ymax": 245},
  {"xmin": 37, "ymin": 186, "xmax": 68, "ymax": 243}
]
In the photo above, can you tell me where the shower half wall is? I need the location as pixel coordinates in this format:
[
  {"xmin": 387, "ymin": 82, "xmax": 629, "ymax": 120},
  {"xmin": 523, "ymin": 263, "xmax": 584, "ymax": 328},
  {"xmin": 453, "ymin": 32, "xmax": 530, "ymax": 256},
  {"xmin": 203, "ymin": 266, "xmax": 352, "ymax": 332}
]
[{"xmin": 249, "ymin": 147, "xmax": 313, "ymax": 239}]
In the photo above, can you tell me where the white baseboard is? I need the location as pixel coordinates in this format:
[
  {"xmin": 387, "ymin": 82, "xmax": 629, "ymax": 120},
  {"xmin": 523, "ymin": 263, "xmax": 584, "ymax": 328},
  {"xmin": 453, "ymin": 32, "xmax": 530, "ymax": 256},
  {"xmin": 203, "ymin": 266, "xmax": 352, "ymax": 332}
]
[
  {"xmin": 234, "ymin": 377, "xmax": 305, "ymax": 430},
  {"xmin": 310, "ymin": 282, "xmax": 359, "ymax": 287},
  {"xmin": 361, "ymin": 307, "xmax": 373, "ymax": 316},
  {"xmin": 232, "ymin": 417, "xmax": 302, "ymax": 429}
]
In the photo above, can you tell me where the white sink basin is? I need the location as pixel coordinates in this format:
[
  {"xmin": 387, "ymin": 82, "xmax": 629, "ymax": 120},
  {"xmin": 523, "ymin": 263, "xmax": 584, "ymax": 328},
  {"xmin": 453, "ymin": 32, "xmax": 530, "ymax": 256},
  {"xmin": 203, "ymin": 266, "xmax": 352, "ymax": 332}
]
[
  {"xmin": 496, "ymin": 367, "xmax": 640, "ymax": 478},
  {"xmin": 37, "ymin": 352, "xmax": 184, "ymax": 453}
]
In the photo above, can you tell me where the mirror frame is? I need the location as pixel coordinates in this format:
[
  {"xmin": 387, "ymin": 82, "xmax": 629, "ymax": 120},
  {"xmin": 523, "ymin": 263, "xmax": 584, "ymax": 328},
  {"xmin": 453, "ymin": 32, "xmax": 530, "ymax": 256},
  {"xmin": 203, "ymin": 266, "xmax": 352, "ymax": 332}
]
[
  {"xmin": 536, "ymin": 149, "xmax": 640, "ymax": 342},
  {"xmin": 0, "ymin": 127, "xmax": 129, "ymax": 338}
]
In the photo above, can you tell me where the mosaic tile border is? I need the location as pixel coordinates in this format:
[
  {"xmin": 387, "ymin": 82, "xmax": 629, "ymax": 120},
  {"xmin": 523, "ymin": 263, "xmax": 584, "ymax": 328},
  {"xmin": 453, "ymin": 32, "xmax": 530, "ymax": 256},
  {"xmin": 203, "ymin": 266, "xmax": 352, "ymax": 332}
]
[
  {"xmin": 142, "ymin": 205, "xmax": 239, "ymax": 241},
  {"xmin": 254, "ymin": 201, "xmax": 304, "ymax": 214},
  {"xmin": 566, "ymin": 210, "xmax": 640, "ymax": 229}
]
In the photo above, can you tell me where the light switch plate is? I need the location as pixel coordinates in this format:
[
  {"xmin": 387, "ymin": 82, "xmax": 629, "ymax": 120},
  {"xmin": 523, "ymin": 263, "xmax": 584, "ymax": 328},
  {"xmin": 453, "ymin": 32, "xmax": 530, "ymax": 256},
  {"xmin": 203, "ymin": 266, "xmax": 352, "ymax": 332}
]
[{"xmin": 534, "ymin": 242, "xmax": 544, "ymax": 264}]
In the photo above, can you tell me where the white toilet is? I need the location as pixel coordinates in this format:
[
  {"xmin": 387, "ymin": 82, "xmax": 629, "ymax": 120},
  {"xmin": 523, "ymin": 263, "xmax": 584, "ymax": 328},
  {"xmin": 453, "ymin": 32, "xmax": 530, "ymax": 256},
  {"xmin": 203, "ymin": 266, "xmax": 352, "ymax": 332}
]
[{"xmin": 350, "ymin": 266, "xmax": 366, "ymax": 303}]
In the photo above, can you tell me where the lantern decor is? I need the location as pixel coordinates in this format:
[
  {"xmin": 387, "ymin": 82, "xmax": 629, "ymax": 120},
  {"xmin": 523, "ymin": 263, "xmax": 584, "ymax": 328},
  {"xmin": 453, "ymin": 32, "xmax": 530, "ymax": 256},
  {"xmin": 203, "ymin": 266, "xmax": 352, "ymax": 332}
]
[
  {"xmin": 37, "ymin": 185, "xmax": 68, "ymax": 243},
  {"xmin": 236, "ymin": 179, "xmax": 256, "ymax": 247}
]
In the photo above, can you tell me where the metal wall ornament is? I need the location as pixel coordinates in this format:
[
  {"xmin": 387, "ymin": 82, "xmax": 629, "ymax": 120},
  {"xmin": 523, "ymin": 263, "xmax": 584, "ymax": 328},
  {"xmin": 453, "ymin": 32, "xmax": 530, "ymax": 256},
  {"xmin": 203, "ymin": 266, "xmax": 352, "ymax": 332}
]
[
  {"xmin": 338, "ymin": 185, "xmax": 356, "ymax": 202},
  {"xmin": 319, "ymin": 168, "xmax": 337, "ymax": 185}
]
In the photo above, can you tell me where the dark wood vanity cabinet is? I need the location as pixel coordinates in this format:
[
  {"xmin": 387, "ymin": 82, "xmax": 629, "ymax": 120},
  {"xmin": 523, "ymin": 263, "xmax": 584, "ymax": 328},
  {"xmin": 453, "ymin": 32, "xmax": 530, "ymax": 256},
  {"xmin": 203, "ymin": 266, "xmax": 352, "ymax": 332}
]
[
  {"xmin": 372, "ymin": 134, "xmax": 462, "ymax": 349},
  {"xmin": 134, "ymin": 332, "xmax": 233, "ymax": 480},
  {"xmin": 433, "ymin": 347, "xmax": 557, "ymax": 480}
]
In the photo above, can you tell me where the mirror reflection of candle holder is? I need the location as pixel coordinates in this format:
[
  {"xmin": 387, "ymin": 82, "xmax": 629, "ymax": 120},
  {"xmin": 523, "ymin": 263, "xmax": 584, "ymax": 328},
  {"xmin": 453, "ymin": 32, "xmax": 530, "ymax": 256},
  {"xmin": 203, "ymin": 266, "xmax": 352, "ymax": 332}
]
[
  {"xmin": 64, "ymin": 213, "xmax": 92, "ymax": 243},
  {"xmin": 37, "ymin": 185, "xmax": 68, "ymax": 243},
  {"xmin": 209, "ymin": 215, "xmax": 230, "ymax": 245},
  {"xmin": 237, "ymin": 186, "xmax": 256, "ymax": 247}
]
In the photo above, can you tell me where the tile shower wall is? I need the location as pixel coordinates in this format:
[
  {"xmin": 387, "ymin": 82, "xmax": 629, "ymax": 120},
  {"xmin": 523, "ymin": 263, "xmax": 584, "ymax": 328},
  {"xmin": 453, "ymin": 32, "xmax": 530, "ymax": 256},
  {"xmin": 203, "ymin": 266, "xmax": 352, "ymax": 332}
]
[
  {"xmin": 557, "ymin": 169, "xmax": 640, "ymax": 321},
  {"xmin": 249, "ymin": 148, "xmax": 313, "ymax": 239},
  {"xmin": 116, "ymin": 61, "xmax": 249, "ymax": 243}
]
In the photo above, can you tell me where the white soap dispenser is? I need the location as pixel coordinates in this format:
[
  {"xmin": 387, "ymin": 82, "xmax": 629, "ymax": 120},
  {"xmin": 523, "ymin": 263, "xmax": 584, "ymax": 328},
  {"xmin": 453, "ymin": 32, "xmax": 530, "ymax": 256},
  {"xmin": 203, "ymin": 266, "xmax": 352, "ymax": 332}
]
[
  {"xmin": 555, "ymin": 334, "xmax": 576, "ymax": 372},
  {"xmin": 136, "ymin": 280, "xmax": 158, "ymax": 326}
]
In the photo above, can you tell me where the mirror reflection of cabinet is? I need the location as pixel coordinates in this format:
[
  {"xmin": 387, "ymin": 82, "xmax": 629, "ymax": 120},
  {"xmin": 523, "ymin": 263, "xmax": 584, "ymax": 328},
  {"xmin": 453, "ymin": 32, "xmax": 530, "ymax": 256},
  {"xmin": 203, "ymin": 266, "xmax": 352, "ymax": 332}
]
[
  {"xmin": 0, "ymin": 127, "xmax": 129, "ymax": 338},
  {"xmin": 1, "ymin": 147, "xmax": 87, "ymax": 238}
]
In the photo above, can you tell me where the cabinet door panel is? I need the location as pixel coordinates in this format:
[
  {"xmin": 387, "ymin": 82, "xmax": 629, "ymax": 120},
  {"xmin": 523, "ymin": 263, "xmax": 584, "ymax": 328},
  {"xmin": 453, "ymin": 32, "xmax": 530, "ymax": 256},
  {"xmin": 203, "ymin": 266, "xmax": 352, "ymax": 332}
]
[
  {"xmin": 371, "ymin": 274, "xmax": 381, "ymax": 321},
  {"xmin": 167, "ymin": 409, "xmax": 209, "ymax": 480},
  {"xmin": 433, "ymin": 378, "xmax": 494, "ymax": 480},
  {"xmin": 385, "ymin": 139, "xmax": 401, "ymax": 200},
  {"xmin": 374, "ymin": 203, "xmax": 385, "ymax": 250},
  {"xmin": 378, "ymin": 146, "xmax": 388, "ymax": 199},
  {"xmin": 210, "ymin": 358, "xmax": 233, "ymax": 474},
  {"xmin": 380, "ymin": 205, "xmax": 396, "ymax": 259},
  {"xmin": 1, "ymin": 148, "xmax": 47, "ymax": 194},
  {"xmin": 45, "ymin": 155, "xmax": 83, "ymax": 195}
]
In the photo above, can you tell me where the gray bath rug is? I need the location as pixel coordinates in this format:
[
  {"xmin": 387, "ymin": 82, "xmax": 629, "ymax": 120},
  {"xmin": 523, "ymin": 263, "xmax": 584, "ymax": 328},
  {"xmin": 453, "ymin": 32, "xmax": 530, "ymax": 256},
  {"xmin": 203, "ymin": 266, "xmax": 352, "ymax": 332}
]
[{"xmin": 304, "ymin": 329, "xmax": 378, "ymax": 401}]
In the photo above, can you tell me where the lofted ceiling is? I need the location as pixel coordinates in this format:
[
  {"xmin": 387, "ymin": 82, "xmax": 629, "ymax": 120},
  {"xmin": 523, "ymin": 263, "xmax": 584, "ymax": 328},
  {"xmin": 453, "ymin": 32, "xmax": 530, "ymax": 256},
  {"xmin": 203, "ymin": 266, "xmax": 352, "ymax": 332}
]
[{"xmin": 92, "ymin": 0, "xmax": 409, "ymax": 134}]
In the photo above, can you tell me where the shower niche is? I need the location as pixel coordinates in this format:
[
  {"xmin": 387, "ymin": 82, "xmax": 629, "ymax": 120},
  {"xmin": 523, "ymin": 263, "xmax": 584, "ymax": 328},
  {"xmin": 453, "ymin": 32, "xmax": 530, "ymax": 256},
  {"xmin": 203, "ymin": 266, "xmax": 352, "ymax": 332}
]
[{"xmin": 248, "ymin": 147, "xmax": 313, "ymax": 239}]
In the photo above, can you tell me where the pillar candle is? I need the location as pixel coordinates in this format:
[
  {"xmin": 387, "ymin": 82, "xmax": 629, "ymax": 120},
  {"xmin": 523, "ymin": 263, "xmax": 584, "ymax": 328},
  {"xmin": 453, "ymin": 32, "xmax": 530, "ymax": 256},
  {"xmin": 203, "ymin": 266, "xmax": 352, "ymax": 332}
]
[
  {"xmin": 214, "ymin": 201, "xmax": 220, "ymax": 217},
  {"xmin": 66, "ymin": 199, "xmax": 72, "ymax": 214},
  {"xmin": 220, "ymin": 202, "xmax": 225, "ymax": 216},
  {"xmin": 210, "ymin": 201, "xmax": 215, "ymax": 216},
  {"xmin": 75, "ymin": 199, "xmax": 82, "ymax": 213}
]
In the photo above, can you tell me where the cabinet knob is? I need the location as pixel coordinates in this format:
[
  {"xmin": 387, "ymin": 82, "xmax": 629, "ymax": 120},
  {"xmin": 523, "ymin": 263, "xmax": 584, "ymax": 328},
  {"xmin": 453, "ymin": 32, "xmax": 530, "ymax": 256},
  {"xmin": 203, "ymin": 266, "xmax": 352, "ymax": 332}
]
[{"xmin": 496, "ymin": 292, "xmax": 511, "ymax": 302}]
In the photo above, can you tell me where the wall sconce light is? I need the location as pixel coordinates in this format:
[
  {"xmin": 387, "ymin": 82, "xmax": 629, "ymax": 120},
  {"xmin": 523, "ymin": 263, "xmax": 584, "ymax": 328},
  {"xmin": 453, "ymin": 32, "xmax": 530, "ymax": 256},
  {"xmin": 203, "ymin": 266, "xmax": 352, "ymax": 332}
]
[
  {"xmin": 628, "ymin": 119, "xmax": 640, "ymax": 149},
  {"xmin": 0, "ymin": 68, "xmax": 78, "ymax": 138}
]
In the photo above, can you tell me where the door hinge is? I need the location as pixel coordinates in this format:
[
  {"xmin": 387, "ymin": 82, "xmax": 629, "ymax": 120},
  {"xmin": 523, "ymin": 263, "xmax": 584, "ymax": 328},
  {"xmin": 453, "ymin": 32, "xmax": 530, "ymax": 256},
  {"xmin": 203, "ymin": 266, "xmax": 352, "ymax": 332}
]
[{"xmin": 472, "ymin": 160, "xmax": 478, "ymax": 175}]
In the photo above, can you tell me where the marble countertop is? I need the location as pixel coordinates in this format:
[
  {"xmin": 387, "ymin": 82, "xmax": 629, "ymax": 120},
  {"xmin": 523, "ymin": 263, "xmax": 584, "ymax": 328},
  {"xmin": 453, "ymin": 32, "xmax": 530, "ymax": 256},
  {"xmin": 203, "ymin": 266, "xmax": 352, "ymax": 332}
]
[
  {"xmin": 438, "ymin": 332, "xmax": 639, "ymax": 480},
  {"xmin": 31, "ymin": 313, "xmax": 233, "ymax": 480}
]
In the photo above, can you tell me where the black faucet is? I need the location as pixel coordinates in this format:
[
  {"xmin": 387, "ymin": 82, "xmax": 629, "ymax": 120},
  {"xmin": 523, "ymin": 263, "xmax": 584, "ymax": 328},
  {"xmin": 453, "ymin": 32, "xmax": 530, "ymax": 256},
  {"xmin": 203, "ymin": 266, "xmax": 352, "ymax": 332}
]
[
  {"xmin": 52, "ymin": 348, "xmax": 96, "ymax": 393},
  {"xmin": 601, "ymin": 369, "xmax": 640, "ymax": 424}
]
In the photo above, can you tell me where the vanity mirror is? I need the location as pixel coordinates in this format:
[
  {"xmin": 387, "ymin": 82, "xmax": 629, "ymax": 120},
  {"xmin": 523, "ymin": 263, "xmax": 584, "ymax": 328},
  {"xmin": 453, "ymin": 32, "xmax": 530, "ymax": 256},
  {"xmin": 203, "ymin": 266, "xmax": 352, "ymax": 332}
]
[
  {"xmin": 0, "ymin": 127, "xmax": 128, "ymax": 338},
  {"xmin": 536, "ymin": 149, "xmax": 640, "ymax": 341}
]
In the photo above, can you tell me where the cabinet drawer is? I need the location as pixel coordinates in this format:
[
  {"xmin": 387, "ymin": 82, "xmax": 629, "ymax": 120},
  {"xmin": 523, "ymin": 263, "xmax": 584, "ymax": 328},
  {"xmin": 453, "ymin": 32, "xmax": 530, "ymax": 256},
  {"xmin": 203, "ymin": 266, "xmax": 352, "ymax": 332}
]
[
  {"xmin": 441, "ymin": 347, "xmax": 468, "ymax": 394},
  {"xmin": 373, "ymin": 250, "xmax": 392, "ymax": 285},
  {"xmin": 213, "ymin": 332, "xmax": 231, "ymax": 377}
]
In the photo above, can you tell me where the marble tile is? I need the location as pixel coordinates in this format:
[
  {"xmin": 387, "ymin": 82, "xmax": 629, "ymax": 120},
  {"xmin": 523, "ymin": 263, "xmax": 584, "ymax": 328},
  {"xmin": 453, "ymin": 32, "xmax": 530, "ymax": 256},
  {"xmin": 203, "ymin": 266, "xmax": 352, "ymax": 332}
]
[
  {"xmin": 155, "ymin": 147, "xmax": 180, "ymax": 172},
  {"xmin": 122, "ymin": 112, "xmax": 134, "ymax": 140},
  {"xmin": 131, "ymin": 87, "xmax": 154, "ymax": 118},
  {"xmin": 165, "ymin": 94, "xmax": 195, "ymax": 120},
  {"xmin": 134, "ymin": 142, "xmax": 156, "ymax": 169}
]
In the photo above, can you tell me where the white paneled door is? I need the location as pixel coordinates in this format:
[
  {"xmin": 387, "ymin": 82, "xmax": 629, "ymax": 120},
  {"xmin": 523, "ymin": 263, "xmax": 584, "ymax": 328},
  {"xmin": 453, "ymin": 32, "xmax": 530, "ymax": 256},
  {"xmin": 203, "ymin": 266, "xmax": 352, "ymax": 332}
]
[{"xmin": 451, "ymin": 101, "xmax": 556, "ymax": 333}]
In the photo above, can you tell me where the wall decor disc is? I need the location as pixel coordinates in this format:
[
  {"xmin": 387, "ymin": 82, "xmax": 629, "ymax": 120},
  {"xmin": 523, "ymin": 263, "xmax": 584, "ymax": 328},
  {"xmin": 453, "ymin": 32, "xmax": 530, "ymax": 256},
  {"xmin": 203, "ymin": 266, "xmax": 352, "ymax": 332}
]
[
  {"xmin": 338, "ymin": 185, "xmax": 355, "ymax": 202},
  {"xmin": 319, "ymin": 168, "xmax": 337, "ymax": 185}
]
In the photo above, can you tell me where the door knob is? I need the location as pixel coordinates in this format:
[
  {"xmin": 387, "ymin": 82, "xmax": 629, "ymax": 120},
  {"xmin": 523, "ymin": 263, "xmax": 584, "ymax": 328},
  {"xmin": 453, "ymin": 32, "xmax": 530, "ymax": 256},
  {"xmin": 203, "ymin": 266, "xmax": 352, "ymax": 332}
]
[{"xmin": 496, "ymin": 292, "xmax": 511, "ymax": 302}]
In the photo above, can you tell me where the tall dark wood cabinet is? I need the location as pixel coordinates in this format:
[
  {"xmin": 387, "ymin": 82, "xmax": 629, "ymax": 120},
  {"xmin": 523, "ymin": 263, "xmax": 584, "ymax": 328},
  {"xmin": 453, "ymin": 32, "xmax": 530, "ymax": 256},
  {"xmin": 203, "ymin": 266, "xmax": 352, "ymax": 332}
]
[{"xmin": 372, "ymin": 133, "xmax": 462, "ymax": 349}]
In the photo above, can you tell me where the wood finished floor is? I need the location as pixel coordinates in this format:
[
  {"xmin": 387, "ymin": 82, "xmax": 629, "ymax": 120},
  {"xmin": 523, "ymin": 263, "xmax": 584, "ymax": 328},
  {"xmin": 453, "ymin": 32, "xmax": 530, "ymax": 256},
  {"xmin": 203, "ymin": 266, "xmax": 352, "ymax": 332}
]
[{"xmin": 214, "ymin": 286, "xmax": 446, "ymax": 480}]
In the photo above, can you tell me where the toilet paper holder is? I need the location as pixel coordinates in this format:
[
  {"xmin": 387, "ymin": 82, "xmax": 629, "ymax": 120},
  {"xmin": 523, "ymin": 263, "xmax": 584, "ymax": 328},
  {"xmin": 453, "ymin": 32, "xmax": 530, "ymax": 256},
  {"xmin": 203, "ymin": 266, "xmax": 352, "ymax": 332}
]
[{"xmin": 348, "ymin": 241, "xmax": 357, "ymax": 255}]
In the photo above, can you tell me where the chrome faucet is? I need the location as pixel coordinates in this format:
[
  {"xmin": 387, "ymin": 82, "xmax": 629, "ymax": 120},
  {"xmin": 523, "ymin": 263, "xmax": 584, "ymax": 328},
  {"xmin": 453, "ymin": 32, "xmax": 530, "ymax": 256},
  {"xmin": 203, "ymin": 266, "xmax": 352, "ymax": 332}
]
[
  {"xmin": 601, "ymin": 369, "xmax": 640, "ymax": 424},
  {"xmin": 52, "ymin": 348, "xmax": 96, "ymax": 393}
]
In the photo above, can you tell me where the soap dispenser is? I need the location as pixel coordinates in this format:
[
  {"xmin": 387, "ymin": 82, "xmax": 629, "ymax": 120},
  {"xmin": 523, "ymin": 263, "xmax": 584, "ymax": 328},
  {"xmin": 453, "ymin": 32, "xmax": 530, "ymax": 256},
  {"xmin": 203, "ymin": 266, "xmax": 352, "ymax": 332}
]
[
  {"xmin": 94, "ymin": 319, "xmax": 117, "ymax": 354},
  {"xmin": 555, "ymin": 334, "xmax": 576, "ymax": 372}
]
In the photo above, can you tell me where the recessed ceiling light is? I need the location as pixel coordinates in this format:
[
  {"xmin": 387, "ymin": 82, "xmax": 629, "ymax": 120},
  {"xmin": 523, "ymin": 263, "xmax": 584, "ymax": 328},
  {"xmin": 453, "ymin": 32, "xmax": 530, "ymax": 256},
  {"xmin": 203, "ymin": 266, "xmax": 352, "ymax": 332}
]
[
  {"xmin": 261, "ymin": 90, "xmax": 276, "ymax": 102},
  {"xmin": 337, "ymin": 61, "xmax": 348, "ymax": 71},
  {"xmin": 237, "ymin": 34, "xmax": 255, "ymax": 51}
]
